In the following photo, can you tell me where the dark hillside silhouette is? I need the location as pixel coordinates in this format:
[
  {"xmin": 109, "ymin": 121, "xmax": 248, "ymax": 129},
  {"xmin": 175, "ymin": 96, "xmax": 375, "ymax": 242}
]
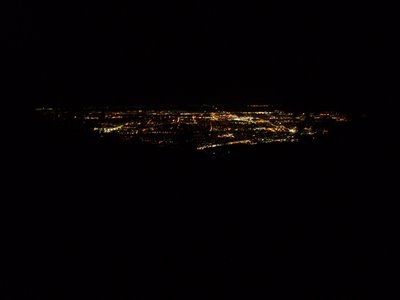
[{"xmin": 3, "ymin": 111, "xmax": 397, "ymax": 300}]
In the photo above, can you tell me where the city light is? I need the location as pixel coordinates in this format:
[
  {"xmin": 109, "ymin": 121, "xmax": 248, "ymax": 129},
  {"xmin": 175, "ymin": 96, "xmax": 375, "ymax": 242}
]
[{"xmin": 36, "ymin": 106, "xmax": 350, "ymax": 150}]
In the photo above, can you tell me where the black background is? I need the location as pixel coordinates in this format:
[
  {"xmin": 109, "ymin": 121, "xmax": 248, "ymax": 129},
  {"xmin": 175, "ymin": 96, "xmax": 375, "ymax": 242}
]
[
  {"xmin": 7, "ymin": 1, "xmax": 399, "ymax": 112},
  {"xmin": 4, "ymin": 1, "xmax": 400, "ymax": 300}
]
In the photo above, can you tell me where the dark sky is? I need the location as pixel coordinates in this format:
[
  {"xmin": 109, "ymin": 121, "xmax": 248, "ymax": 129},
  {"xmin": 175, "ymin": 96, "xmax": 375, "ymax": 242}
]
[{"xmin": 8, "ymin": 1, "xmax": 398, "ymax": 112}]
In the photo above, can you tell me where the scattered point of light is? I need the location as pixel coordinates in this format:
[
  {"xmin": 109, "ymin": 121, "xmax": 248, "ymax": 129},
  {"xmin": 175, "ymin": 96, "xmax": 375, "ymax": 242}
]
[{"xmin": 36, "ymin": 107, "xmax": 350, "ymax": 151}]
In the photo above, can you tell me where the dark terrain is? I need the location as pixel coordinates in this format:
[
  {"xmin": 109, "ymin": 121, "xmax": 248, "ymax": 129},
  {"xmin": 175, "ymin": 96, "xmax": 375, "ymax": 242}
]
[{"xmin": 3, "ymin": 112, "xmax": 399, "ymax": 300}]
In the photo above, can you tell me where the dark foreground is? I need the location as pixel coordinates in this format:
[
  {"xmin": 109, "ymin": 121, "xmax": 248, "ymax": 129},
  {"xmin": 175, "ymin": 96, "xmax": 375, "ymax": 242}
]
[{"xmin": 3, "ymin": 116, "xmax": 399, "ymax": 300}]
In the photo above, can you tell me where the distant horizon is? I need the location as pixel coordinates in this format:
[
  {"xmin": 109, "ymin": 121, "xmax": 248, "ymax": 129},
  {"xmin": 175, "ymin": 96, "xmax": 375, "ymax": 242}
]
[{"xmin": 34, "ymin": 102, "xmax": 363, "ymax": 114}]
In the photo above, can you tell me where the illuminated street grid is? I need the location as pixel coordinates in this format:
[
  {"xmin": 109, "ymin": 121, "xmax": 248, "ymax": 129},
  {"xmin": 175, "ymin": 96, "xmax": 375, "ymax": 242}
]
[{"xmin": 36, "ymin": 106, "xmax": 349, "ymax": 150}]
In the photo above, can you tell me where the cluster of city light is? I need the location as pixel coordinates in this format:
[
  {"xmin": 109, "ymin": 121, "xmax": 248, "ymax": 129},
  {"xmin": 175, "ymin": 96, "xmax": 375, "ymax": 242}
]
[{"xmin": 36, "ymin": 106, "xmax": 350, "ymax": 150}]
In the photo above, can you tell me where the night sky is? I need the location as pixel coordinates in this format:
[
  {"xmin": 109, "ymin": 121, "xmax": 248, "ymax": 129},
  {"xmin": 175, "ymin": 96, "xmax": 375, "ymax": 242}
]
[{"xmin": 8, "ymin": 1, "xmax": 398, "ymax": 112}]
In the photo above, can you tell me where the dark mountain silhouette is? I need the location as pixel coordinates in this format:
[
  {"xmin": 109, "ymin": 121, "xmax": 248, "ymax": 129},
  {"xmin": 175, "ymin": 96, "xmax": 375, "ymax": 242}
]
[{"xmin": 3, "ymin": 111, "xmax": 398, "ymax": 300}]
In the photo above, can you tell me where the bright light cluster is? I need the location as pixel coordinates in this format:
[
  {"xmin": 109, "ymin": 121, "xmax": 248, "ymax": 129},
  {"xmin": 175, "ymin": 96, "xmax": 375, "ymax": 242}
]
[{"xmin": 37, "ymin": 106, "xmax": 350, "ymax": 150}]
